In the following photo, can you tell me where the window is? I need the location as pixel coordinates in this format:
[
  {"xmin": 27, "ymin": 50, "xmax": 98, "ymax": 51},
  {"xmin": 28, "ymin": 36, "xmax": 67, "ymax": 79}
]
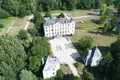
[{"xmin": 53, "ymin": 72, "xmax": 55, "ymax": 75}]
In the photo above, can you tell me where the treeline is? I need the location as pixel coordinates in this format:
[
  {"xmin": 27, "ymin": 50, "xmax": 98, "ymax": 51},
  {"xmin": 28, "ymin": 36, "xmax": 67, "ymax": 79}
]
[{"xmin": 0, "ymin": 0, "xmax": 112, "ymax": 17}]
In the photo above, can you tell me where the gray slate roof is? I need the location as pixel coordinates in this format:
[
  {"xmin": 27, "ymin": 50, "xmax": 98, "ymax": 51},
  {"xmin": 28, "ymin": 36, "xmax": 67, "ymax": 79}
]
[
  {"xmin": 82, "ymin": 46, "xmax": 102, "ymax": 66},
  {"xmin": 43, "ymin": 56, "xmax": 60, "ymax": 71},
  {"xmin": 43, "ymin": 17, "xmax": 75, "ymax": 26}
]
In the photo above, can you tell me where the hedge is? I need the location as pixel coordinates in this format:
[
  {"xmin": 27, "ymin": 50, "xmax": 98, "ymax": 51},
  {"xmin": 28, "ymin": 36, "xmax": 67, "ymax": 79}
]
[
  {"xmin": 0, "ymin": 11, "xmax": 10, "ymax": 19},
  {"xmin": 0, "ymin": 24, "xmax": 4, "ymax": 28}
]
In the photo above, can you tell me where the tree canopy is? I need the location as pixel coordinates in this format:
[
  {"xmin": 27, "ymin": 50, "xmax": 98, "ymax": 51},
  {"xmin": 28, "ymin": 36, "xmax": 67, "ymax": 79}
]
[
  {"xmin": 0, "ymin": 36, "xmax": 26, "ymax": 80},
  {"xmin": 78, "ymin": 36, "xmax": 94, "ymax": 51},
  {"xmin": 20, "ymin": 69, "xmax": 37, "ymax": 80},
  {"xmin": 0, "ymin": 0, "xmax": 105, "ymax": 17},
  {"xmin": 28, "ymin": 37, "xmax": 50, "ymax": 72}
]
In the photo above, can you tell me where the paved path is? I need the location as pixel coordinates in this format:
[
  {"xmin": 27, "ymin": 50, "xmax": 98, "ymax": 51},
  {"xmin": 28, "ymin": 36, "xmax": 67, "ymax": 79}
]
[
  {"xmin": 24, "ymin": 15, "xmax": 34, "ymax": 30},
  {"xmin": 5, "ymin": 20, "xmax": 15, "ymax": 35}
]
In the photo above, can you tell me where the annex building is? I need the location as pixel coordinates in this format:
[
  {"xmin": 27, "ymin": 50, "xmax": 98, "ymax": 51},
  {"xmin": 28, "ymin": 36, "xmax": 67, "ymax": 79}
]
[
  {"xmin": 42, "ymin": 56, "xmax": 60, "ymax": 79},
  {"xmin": 82, "ymin": 46, "xmax": 102, "ymax": 67}
]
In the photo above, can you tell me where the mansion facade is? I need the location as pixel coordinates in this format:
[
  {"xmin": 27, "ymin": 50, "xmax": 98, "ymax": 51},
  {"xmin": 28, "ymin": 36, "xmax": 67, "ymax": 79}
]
[{"xmin": 43, "ymin": 16, "xmax": 75, "ymax": 38}]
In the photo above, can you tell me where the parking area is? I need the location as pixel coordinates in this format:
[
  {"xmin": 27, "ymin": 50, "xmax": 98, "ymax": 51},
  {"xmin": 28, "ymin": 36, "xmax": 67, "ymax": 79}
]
[{"xmin": 49, "ymin": 37, "xmax": 80, "ymax": 76}]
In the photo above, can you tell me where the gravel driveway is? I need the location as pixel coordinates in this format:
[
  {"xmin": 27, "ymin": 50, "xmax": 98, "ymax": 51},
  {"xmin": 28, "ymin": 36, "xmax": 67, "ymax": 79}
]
[{"xmin": 49, "ymin": 37, "xmax": 80, "ymax": 76}]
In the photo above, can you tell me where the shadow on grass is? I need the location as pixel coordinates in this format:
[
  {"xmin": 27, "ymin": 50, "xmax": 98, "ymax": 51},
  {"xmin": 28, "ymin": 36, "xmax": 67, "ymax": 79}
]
[
  {"xmin": 88, "ymin": 30, "xmax": 117, "ymax": 37},
  {"xmin": 90, "ymin": 19, "xmax": 100, "ymax": 24},
  {"xmin": 72, "ymin": 42, "xmax": 80, "ymax": 51},
  {"xmin": 87, "ymin": 13, "xmax": 99, "ymax": 16}
]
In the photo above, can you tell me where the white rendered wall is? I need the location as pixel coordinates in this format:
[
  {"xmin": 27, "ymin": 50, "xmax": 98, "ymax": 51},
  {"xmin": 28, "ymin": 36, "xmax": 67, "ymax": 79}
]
[
  {"xmin": 44, "ymin": 22, "xmax": 75, "ymax": 38},
  {"xmin": 43, "ymin": 63, "xmax": 60, "ymax": 79}
]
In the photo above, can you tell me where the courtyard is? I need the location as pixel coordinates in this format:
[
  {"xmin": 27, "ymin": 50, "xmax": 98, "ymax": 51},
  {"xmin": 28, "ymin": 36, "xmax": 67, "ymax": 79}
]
[{"xmin": 49, "ymin": 37, "xmax": 80, "ymax": 76}]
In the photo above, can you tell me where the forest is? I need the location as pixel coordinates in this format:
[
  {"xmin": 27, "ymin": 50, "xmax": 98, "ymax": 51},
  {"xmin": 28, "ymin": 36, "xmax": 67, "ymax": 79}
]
[{"xmin": 0, "ymin": 0, "xmax": 116, "ymax": 17}]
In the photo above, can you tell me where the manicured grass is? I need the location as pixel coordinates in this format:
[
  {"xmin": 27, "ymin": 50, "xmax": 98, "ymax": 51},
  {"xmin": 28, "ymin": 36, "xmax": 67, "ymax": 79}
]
[
  {"xmin": 75, "ymin": 21, "xmax": 102, "ymax": 30},
  {"xmin": 49, "ymin": 9, "xmax": 99, "ymax": 14},
  {"xmin": 70, "ymin": 28, "xmax": 117, "ymax": 46},
  {"xmin": 70, "ymin": 16, "xmax": 117, "ymax": 46},
  {"xmin": 0, "ymin": 17, "xmax": 14, "ymax": 28},
  {"xmin": 28, "ymin": 22, "xmax": 35, "ymax": 29}
]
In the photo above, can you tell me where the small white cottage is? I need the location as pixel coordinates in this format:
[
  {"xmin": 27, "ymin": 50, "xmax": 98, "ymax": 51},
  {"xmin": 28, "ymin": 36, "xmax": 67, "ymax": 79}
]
[
  {"xmin": 83, "ymin": 46, "xmax": 102, "ymax": 67},
  {"xmin": 42, "ymin": 56, "xmax": 60, "ymax": 79}
]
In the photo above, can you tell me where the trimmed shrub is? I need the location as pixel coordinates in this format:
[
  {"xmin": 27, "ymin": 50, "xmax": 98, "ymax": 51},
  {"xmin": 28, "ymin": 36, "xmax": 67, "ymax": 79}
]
[
  {"xmin": 57, "ymin": 13, "xmax": 65, "ymax": 18},
  {"xmin": 0, "ymin": 24, "xmax": 4, "ymax": 28},
  {"xmin": 0, "ymin": 11, "xmax": 10, "ymax": 19},
  {"xmin": 57, "ymin": 69, "xmax": 64, "ymax": 78},
  {"xmin": 74, "ymin": 62, "xmax": 81, "ymax": 68},
  {"xmin": 44, "ymin": 12, "xmax": 52, "ymax": 18}
]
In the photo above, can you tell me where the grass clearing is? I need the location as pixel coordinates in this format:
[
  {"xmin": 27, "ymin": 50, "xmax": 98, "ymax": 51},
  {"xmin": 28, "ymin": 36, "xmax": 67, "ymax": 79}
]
[
  {"xmin": 5, "ymin": 16, "xmax": 30, "ymax": 36},
  {"xmin": 75, "ymin": 21, "xmax": 102, "ymax": 30},
  {"xmin": 42, "ymin": 9, "xmax": 99, "ymax": 18},
  {"xmin": 70, "ymin": 29, "xmax": 117, "ymax": 46},
  {"xmin": 0, "ymin": 17, "xmax": 14, "ymax": 28},
  {"xmin": 28, "ymin": 22, "xmax": 35, "ymax": 29}
]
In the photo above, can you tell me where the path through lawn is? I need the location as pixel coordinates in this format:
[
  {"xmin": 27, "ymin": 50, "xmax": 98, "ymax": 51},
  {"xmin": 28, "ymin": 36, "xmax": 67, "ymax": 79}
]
[{"xmin": 6, "ymin": 16, "xmax": 30, "ymax": 36}]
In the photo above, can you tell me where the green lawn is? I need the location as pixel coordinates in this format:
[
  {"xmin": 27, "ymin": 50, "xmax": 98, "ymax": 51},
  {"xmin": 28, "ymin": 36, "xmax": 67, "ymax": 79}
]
[
  {"xmin": 70, "ymin": 20, "xmax": 117, "ymax": 46},
  {"xmin": 42, "ymin": 9, "xmax": 99, "ymax": 17},
  {"xmin": 75, "ymin": 21, "xmax": 102, "ymax": 30},
  {"xmin": 74, "ymin": 62, "xmax": 84, "ymax": 75},
  {"xmin": 0, "ymin": 17, "xmax": 14, "ymax": 27},
  {"xmin": 49, "ymin": 9, "xmax": 99, "ymax": 13}
]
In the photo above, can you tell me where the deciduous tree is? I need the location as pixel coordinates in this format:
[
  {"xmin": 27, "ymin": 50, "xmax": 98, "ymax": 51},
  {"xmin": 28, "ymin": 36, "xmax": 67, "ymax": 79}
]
[{"xmin": 78, "ymin": 36, "xmax": 94, "ymax": 51}]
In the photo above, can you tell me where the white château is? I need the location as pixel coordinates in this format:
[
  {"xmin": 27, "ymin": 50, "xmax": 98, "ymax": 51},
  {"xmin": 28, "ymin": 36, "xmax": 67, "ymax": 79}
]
[{"xmin": 43, "ymin": 16, "xmax": 75, "ymax": 38}]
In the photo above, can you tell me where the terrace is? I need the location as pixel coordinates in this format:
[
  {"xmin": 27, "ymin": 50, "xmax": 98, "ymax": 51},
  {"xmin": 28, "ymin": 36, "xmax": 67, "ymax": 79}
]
[{"xmin": 49, "ymin": 37, "xmax": 80, "ymax": 76}]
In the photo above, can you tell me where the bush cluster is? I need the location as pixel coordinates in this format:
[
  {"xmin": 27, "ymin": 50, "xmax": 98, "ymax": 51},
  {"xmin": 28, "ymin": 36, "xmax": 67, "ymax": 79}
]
[
  {"xmin": 0, "ymin": 24, "xmax": 4, "ymax": 28},
  {"xmin": 0, "ymin": 11, "xmax": 10, "ymax": 19}
]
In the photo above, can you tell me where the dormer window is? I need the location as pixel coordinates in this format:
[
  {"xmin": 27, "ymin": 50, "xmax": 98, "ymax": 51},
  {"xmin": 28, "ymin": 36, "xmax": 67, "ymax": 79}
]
[{"xmin": 64, "ymin": 21, "xmax": 66, "ymax": 23}]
